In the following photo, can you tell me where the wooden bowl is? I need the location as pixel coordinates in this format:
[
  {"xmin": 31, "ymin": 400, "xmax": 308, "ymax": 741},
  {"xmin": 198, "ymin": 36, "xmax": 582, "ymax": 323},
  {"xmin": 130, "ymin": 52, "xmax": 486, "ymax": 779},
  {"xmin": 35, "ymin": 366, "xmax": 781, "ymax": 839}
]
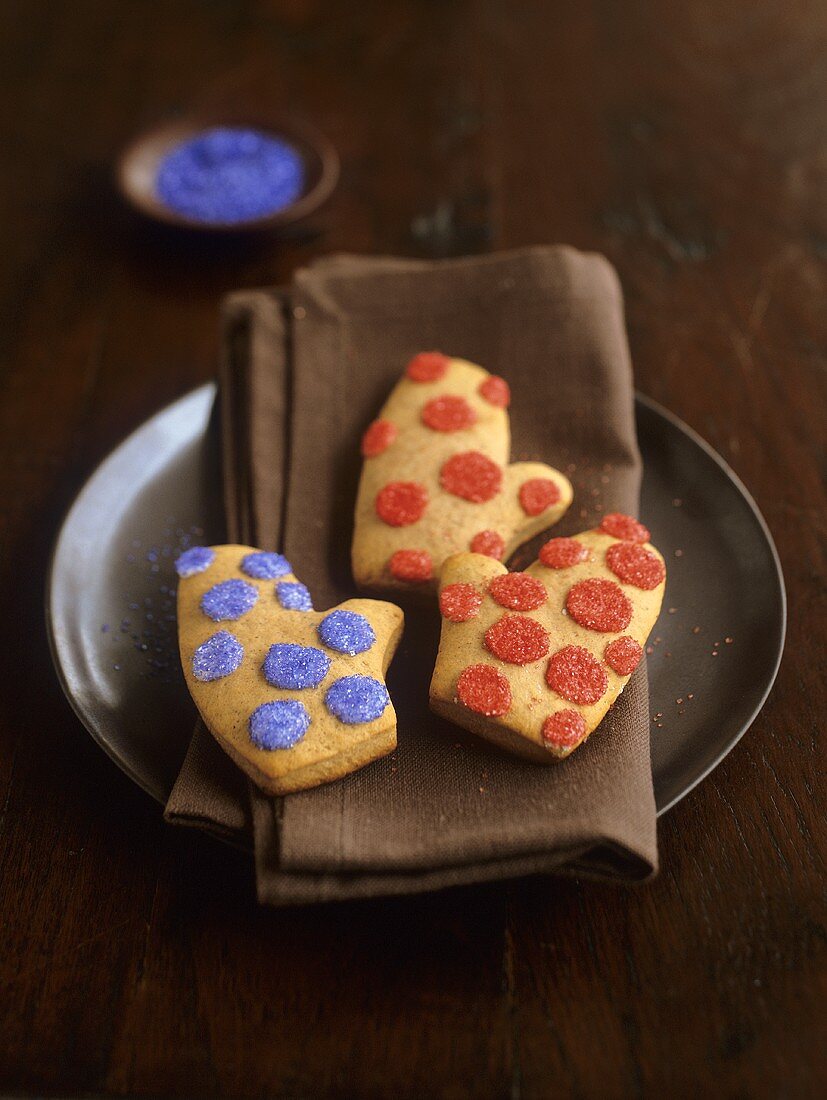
[{"xmin": 116, "ymin": 112, "xmax": 339, "ymax": 232}]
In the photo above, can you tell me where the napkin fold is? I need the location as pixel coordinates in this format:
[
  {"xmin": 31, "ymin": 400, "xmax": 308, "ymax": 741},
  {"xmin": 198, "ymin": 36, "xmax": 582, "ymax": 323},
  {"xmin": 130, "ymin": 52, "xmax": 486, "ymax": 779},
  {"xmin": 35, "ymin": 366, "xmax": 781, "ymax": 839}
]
[{"xmin": 165, "ymin": 247, "xmax": 658, "ymax": 904}]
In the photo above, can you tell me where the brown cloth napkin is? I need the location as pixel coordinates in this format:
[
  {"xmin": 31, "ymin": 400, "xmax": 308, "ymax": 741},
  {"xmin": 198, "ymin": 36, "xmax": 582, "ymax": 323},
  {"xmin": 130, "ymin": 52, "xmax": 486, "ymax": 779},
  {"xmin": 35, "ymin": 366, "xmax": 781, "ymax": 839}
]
[{"xmin": 165, "ymin": 247, "xmax": 658, "ymax": 904}]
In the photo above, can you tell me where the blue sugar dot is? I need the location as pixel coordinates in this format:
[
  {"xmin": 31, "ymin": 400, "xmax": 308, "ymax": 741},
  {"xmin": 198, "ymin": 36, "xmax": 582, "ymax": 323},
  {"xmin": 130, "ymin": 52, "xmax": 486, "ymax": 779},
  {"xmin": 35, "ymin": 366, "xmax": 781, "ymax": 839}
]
[
  {"xmin": 249, "ymin": 700, "xmax": 310, "ymax": 751},
  {"xmin": 263, "ymin": 643, "xmax": 330, "ymax": 690},
  {"xmin": 241, "ymin": 551, "xmax": 293, "ymax": 580},
  {"xmin": 276, "ymin": 581, "xmax": 313, "ymax": 611},
  {"xmin": 324, "ymin": 675, "xmax": 389, "ymax": 725},
  {"xmin": 192, "ymin": 630, "xmax": 243, "ymax": 682},
  {"xmin": 200, "ymin": 579, "xmax": 258, "ymax": 621},
  {"xmin": 175, "ymin": 546, "xmax": 215, "ymax": 577},
  {"xmin": 317, "ymin": 610, "xmax": 376, "ymax": 655}
]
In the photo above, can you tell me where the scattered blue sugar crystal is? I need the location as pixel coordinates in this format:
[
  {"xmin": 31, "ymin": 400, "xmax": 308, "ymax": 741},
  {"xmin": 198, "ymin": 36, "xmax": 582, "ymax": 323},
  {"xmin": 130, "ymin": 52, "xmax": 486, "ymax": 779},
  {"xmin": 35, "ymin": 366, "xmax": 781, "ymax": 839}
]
[
  {"xmin": 324, "ymin": 675, "xmax": 389, "ymax": 724},
  {"xmin": 175, "ymin": 545, "xmax": 215, "ymax": 577},
  {"xmin": 276, "ymin": 581, "xmax": 313, "ymax": 611},
  {"xmin": 200, "ymin": 578, "xmax": 258, "ymax": 621},
  {"xmin": 317, "ymin": 610, "xmax": 376, "ymax": 655},
  {"xmin": 263, "ymin": 643, "xmax": 330, "ymax": 690},
  {"xmin": 192, "ymin": 630, "xmax": 243, "ymax": 682},
  {"xmin": 241, "ymin": 551, "xmax": 292, "ymax": 580},
  {"xmin": 155, "ymin": 127, "xmax": 305, "ymax": 225},
  {"xmin": 249, "ymin": 700, "xmax": 310, "ymax": 750}
]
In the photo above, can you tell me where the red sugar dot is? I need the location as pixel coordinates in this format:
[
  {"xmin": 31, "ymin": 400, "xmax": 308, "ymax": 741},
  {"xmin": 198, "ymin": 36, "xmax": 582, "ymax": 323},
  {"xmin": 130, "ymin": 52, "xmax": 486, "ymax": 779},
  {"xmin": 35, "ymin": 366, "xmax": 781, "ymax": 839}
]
[
  {"xmin": 375, "ymin": 481, "xmax": 428, "ymax": 527},
  {"xmin": 600, "ymin": 512, "xmax": 650, "ymax": 543},
  {"xmin": 439, "ymin": 582, "xmax": 482, "ymax": 622},
  {"xmin": 485, "ymin": 614, "xmax": 550, "ymax": 665},
  {"xmin": 479, "ymin": 375, "xmax": 511, "ymax": 408},
  {"xmin": 519, "ymin": 478, "xmax": 561, "ymax": 516},
  {"xmin": 606, "ymin": 542, "xmax": 666, "ymax": 590},
  {"xmin": 539, "ymin": 537, "xmax": 590, "ymax": 569},
  {"xmin": 406, "ymin": 351, "xmax": 449, "ymax": 382},
  {"xmin": 604, "ymin": 636, "xmax": 643, "ymax": 676},
  {"xmin": 361, "ymin": 419, "xmax": 397, "ymax": 457},
  {"xmin": 421, "ymin": 394, "xmax": 478, "ymax": 432},
  {"xmin": 566, "ymin": 577, "xmax": 632, "ymax": 633},
  {"xmin": 546, "ymin": 645, "xmax": 608, "ymax": 706},
  {"xmin": 441, "ymin": 451, "xmax": 503, "ymax": 503},
  {"xmin": 457, "ymin": 664, "xmax": 512, "ymax": 717},
  {"xmin": 389, "ymin": 548, "xmax": 433, "ymax": 582},
  {"xmin": 488, "ymin": 573, "xmax": 548, "ymax": 611},
  {"xmin": 542, "ymin": 709, "xmax": 587, "ymax": 750},
  {"xmin": 470, "ymin": 530, "xmax": 505, "ymax": 559}
]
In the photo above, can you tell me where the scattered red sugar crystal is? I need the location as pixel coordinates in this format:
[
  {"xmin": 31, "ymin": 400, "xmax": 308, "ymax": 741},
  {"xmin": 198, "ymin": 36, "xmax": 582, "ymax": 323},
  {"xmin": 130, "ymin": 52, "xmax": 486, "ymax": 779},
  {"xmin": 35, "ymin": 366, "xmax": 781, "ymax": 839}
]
[
  {"xmin": 488, "ymin": 573, "xmax": 547, "ymax": 611},
  {"xmin": 545, "ymin": 645, "xmax": 608, "ymax": 705},
  {"xmin": 519, "ymin": 478, "xmax": 561, "ymax": 516},
  {"xmin": 406, "ymin": 351, "xmax": 449, "ymax": 382},
  {"xmin": 375, "ymin": 481, "xmax": 428, "ymax": 526},
  {"xmin": 606, "ymin": 542, "xmax": 665, "ymax": 590},
  {"xmin": 457, "ymin": 664, "xmax": 512, "ymax": 716},
  {"xmin": 361, "ymin": 419, "xmax": 398, "ymax": 457},
  {"xmin": 542, "ymin": 709, "xmax": 587, "ymax": 750},
  {"xmin": 440, "ymin": 451, "xmax": 503, "ymax": 502},
  {"xmin": 421, "ymin": 394, "xmax": 478, "ymax": 432},
  {"xmin": 440, "ymin": 582, "xmax": 482, "ymax": 622},
  {"xmin": 389, "ymin": 548, "xmax": 433, "ymax": 582},
  {"xmin": 470, "ymin": 530, "xmax": 505, "ymax": 559},
  {"xmin": 604, "ymin": 636, "xmax": 643, "ymax": 676},
  {"xmin": 539, "ymin": 537, "xmax": 590, "ymax": 569},
  {"xmin": 600, "ymin": 512, "xmax": 650, "ymax": 543},
  {"xmin": 478, "ymin": 375, "xmax": 511, "ymax": 408},
  {"xmin": 485, "ymin": 614, "xmax": 550, "ymax": 664},
  {"xmin": 566, "ymin": 577, "xmax": 632, "ymax": 633}
]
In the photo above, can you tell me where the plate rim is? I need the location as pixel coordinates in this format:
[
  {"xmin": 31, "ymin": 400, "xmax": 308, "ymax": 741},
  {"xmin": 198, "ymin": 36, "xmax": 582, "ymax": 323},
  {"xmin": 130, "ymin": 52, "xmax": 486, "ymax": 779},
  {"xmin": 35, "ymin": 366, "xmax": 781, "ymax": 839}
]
[
  {"xmin": 633, "ymin": 391, "xmax": 786, "ymax": 814},
  {"xmin": 45, "ymin": 384, "xmax": 786, "ymax": 817},
  {"xmin": 45, "ymin": 385, "xmax": 218, "ymax": 805}
]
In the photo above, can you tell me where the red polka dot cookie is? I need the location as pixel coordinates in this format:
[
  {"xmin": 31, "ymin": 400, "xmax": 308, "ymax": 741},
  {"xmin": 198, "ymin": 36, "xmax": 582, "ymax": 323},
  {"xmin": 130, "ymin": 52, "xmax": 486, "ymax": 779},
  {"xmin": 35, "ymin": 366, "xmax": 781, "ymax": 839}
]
[
  {"xmin": 177, "ymin": 543, "xmax": 404, "ymax": 795},
  {"xmin": 429, "ymin": 513, "xmax": 666, "ymax": 762},
  {"xmin": 353, "ymin": 355, "xmax": 572, "ymax": 594}
]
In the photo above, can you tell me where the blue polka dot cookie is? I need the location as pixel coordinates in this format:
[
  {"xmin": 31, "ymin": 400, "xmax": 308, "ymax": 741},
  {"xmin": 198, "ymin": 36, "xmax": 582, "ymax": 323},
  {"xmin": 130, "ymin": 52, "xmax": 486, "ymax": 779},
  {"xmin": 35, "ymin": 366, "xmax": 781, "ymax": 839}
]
[{"xmin": 176, "ymin": 544, "xmax": 404, "ymax": 794}]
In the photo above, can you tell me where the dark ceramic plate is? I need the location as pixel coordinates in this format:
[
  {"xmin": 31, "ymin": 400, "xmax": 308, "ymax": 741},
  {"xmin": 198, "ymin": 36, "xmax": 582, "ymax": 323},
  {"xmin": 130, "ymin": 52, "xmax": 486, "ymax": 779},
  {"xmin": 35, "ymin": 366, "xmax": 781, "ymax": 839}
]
[{"xmin": 46, "ymin": 385, "xmax": 785, "ymax": 813}]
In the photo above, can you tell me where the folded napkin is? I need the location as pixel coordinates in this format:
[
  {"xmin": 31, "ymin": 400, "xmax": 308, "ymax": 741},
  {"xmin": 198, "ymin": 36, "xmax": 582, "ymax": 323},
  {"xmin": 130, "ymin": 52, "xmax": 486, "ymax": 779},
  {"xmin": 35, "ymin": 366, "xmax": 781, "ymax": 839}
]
[{"xmin": 165, "ymin": 247, "xmax": 658, "ymax": 904}]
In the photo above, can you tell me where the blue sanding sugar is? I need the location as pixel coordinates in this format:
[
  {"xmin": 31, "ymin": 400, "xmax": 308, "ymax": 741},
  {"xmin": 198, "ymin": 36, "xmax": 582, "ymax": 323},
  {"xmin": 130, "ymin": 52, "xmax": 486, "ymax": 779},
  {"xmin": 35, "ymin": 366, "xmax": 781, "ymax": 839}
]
[
  {"xmin": 317, "ymin": 610, "xmax": 376, "ymax": 655},
  {"xmin": 200, "ymin": 578, "xmax": 258, "ymax": 621},
  {"xmin": 249, "ymin": 699, "xmax": 310, "ymax": 750},
  {"xmin": 192, "ymin": 630, "xmax": 244, "ymax": 682},
  {"xmin": 276, "ymin": 581, "xmax": 313, "ymax": 611},
  {"xmin": 241, "ymin": 551, "xmax": 293, "ymax": 580},
  {"xmin": 263, "ymin": 643, "xmax": 330, "ymax": 690},
  {"xmin": 175, "ymin": 545, "xmax": 215, "ymax": 577},
  {"xmin": 324, "ymin": 675, "xmax": 389, "ymax": 725},
  {"xmin": 155, "ymin": 127, "xmax": 305, "ymax": 225}
]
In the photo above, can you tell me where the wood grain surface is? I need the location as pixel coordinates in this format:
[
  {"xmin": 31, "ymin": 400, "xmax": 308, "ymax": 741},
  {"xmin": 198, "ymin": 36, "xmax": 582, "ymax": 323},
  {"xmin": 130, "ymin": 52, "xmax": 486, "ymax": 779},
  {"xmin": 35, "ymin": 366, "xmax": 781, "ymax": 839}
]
[{"xmin": 1, "ymin": 1, "xmax": 824, "ymax": 1096}]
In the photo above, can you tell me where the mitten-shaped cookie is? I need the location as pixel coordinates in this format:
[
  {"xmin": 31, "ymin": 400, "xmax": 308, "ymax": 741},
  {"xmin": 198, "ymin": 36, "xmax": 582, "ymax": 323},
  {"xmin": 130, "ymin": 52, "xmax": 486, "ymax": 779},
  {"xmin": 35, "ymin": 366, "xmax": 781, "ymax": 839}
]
[
  {"xmin": 352, "ymin": 353, "xmax": 573, "ymax": 595},
  {"xmin": 176, "ymin": 545, "xmax": 404, "ymax": 794},
  {"xmin": 429, "ymin": 513, "xmax": 665, "ymax": 761}
]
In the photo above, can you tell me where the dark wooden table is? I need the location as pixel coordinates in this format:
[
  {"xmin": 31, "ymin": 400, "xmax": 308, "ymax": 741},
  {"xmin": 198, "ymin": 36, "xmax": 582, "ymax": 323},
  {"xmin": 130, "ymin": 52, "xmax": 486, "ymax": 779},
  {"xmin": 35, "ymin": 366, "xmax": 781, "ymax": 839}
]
[{"xmin": 1, "ymin": 2, "xmax": 824, "ymax": 1096}]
